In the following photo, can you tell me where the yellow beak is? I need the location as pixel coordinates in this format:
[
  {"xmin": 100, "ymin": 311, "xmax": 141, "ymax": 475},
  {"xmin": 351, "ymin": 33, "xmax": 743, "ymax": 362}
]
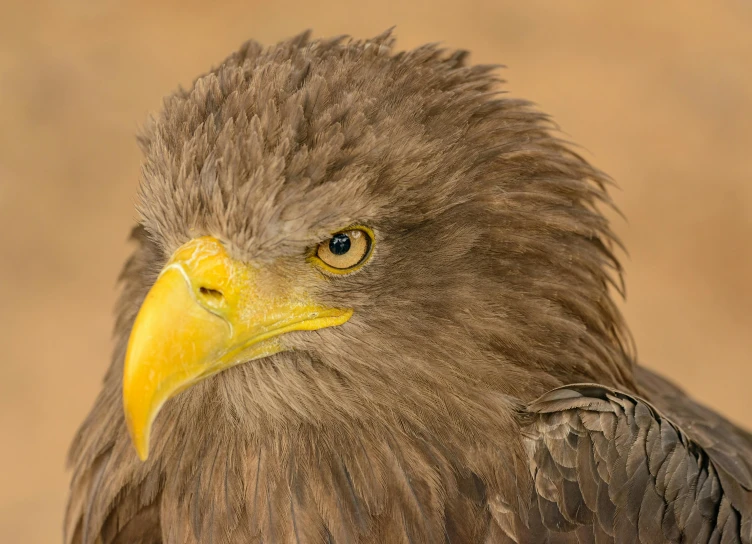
[{"xmin": 122, "ymin": 236, "xmax": 352, "ymax": 460}]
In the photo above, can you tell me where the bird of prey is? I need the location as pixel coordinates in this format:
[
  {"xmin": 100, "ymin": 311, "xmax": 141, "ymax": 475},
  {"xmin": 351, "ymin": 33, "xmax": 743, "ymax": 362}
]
[{"xmin": 65, "ymin": 31, "xmax": 752, "ymax": 544}]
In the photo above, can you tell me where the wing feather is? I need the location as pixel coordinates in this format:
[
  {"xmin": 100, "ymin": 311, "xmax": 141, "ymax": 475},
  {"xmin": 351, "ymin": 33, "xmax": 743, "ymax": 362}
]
[{"xmin": 514, "ymin": 382, "xmax": 752, "ymax": 543}]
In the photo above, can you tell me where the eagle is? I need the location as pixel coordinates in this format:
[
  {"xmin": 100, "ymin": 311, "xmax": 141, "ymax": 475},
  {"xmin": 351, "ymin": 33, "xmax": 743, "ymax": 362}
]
[{"xmin": 65, "ymin": 31, "xmax": 752, "ymax": 543}]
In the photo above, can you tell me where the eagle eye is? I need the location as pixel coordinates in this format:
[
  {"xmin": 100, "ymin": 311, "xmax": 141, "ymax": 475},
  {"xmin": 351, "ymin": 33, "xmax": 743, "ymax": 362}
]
[{"xmin": 313, "ymin": 227, "xmax": 374, "ymax": 273}]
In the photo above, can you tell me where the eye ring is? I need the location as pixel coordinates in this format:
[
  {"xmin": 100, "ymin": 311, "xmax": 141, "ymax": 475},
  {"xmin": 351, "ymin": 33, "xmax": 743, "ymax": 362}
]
[{"xmin": 311, "ymin": 226, "xmax": 375, "ymax": 274}]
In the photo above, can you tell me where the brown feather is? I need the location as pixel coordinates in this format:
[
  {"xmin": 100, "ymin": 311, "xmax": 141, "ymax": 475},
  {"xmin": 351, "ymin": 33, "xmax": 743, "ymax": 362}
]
[{"xmin": 65, "ymin": 30, "xmax": 751, "ymax": 543}]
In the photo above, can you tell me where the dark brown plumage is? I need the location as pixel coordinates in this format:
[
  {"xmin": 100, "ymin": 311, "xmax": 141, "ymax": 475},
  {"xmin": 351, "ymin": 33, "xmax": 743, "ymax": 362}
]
[{"xmin": 65, "ymin": 30, "xmax": 752, "ymax": 543}]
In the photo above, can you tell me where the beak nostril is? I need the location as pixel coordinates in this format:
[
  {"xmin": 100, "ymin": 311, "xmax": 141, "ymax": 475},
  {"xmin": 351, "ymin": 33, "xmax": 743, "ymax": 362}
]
[{"xmin": 198, "ymin": 286, "xmax": 224, "ymax": 302}]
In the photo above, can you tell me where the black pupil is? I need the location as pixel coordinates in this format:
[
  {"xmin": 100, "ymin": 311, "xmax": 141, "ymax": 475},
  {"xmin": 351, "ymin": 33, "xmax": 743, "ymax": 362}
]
[{"xmin": 329, "ymin": 233, "xmax": 351, "ymax": 255}]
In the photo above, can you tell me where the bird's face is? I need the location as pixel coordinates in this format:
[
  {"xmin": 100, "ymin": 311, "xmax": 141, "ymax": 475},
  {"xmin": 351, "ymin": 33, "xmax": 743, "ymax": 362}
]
[
  {"xmin": 120, "ymin": 35, "xmax": 632, "ymax": 461},
  {"xmin": 123, "ymin": 224, "xmax": 381, "ymax": 459}
]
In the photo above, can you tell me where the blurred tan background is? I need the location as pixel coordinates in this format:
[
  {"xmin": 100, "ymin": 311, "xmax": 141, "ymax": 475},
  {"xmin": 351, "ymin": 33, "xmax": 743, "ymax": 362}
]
[{"xmin": 0, "ymin": 0, "xmax": 750, "ymax": 541}]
